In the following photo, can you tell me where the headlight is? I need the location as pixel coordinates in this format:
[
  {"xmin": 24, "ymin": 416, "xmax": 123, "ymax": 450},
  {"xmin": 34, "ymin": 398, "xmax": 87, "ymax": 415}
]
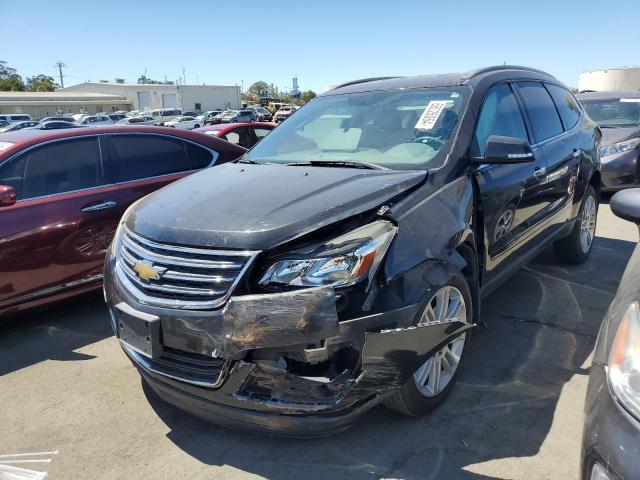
[
  {"xmin": 110, "ymin": 200, "xmax": 141, "ymax": 257},
  {"xmin": 607, "ymin": 302, "xmax": 640, "ymax": 420},
  {"xmin": 599, "ymin": 138, "xmax": 640, "ymax": 159},
  {"xmin": 259, "ymin": 220, "xmax": 397, "ymax": 288}
]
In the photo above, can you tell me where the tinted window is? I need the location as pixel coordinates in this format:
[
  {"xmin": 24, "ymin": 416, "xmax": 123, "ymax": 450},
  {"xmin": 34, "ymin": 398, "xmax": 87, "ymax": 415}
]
[
  {"xmin": 516, "ymin": 82, "xmax": 563, "ymax": 142},
  {"xmin": 545, "ymin": 83, "xmax": 581, "ymax": 130},
  {"xmin": 185, "ymin": 142, "xmax": 216, "ymax": 169},
  {"xmin": 0, "ymin": 138, "xmax": 104, "ymax": 200},
  {"xmin": 109, "ymin": 135, "xmax": 190, "ymax": 182},
  {"xmin": 475, "ymin": 84, "xmax": 529, "ymax": 156}
]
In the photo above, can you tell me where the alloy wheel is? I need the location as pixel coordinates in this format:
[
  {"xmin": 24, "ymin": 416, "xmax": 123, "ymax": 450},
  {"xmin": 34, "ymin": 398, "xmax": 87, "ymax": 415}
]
[
  {"xmin": 580, "ymin": 194, "xmax": 597, "ymax": 253},
  {"xmin": 413, "ymin": 286, "xmax": 468, "ymax": 398}
]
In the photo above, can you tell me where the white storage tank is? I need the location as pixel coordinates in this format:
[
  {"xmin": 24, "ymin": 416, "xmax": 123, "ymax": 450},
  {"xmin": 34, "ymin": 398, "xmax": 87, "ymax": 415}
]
[{"xmin": 579, "ymin": 68, "xmax": 640, "ymax": 92}]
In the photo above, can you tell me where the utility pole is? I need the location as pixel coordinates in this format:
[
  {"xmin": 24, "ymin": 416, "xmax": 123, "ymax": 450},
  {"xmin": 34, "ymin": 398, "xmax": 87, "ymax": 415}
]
[{"xmin": 54, "ymin": 60, "xmax": 67, "ymax": 88}]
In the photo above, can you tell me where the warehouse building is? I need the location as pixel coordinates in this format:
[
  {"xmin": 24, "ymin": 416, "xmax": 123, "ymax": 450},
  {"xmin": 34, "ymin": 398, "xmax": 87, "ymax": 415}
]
[
  {"xmin": 579, "ymin": 67, "xmax": 640, "ymax": 92},
  {"xmin": 0, "ymin": 91, "xmax": 130, "ymax": 119},
  {"xmin": 61, "ymin": 82, "xmax": 241, "ymax": 112}
]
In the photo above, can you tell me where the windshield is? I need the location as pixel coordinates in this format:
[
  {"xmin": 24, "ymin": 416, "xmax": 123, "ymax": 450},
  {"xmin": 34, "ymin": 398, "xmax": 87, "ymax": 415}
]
[
  {"xmin": 582, "ymin": 99, "xmax": 640, "ymax": 128},
  {"xmin": 246, "ymin": 87, "xmax": 469, "ymax": 169}
]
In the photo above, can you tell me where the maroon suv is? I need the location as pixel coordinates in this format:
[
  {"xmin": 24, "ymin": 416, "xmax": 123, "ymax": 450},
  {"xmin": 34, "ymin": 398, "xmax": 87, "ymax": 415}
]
[{"xmin": 0, "ymin": 126, "xmax": 245, "ymax": 317}]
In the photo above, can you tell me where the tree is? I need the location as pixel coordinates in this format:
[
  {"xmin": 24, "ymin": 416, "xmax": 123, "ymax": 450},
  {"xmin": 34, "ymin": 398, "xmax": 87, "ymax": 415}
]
[
  {"xmin": 26, "ymin": 74, "xmax": 58, "ymax": 92},
  {"xmin": 300, "ymin": 90, "xmax": 317, "ymax": 104},
  {"xmin": 245, "ymin": 81, "xmax": 272, "ymax": 102},
  {"xmin": 137, "ymin": 74, "xmax": 161, "ymax": 84},
  {"xmin": 0, "ymin": 60, "xmax": 25, "ymax": 91}
]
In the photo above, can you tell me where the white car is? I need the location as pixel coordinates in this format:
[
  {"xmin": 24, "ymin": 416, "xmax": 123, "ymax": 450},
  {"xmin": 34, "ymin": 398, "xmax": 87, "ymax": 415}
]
[
  {"xmin": 195, "ymin": 110, "xmax": 221, "ymax": 125},
  {"xmin": 117, "ymin": 115, "xmax": 156, "ymax": 126},
  {"xmin": 80, "ymin": 114, "xmax": 114, "ymax": 126},
  {"xmin": 164, "ymin": 116, "xmax": 200, "ymax": 129}
]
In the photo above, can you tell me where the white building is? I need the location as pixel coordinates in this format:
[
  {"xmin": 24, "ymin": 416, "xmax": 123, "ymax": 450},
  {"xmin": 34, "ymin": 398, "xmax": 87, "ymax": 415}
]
[
  {"xmin": 61, "ymin": 82, "xmax": 242, "ymax": 112},
  {"xmin": 579, "ymin": 68, "xmax": 640, "ymax": 92},
  {"xmin": 0, "ymin": 91, "xmax": 130, "ymax": 119}
]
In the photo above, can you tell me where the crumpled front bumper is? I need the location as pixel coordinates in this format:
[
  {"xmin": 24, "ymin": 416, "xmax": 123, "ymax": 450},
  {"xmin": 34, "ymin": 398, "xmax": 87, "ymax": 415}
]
[{"xmin": 104, "ymin": 252, "xmax": 471, "ymax": 436}]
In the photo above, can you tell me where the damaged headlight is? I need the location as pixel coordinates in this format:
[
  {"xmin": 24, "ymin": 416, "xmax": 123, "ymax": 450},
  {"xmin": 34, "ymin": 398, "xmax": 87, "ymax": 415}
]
[
  {"xmin": 259, "ymin": 220, "xmax": 397, "ymax": 288},
  {"xmin": 607, "ymin": 302, "xmax": 640, "ymax": 421}
]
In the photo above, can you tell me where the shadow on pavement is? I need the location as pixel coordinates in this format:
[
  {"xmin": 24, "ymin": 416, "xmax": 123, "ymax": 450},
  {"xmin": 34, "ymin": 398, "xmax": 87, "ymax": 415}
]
[
  {"xmin": 145, "ymin": 235, "xmax": 636, "ymax": 480},
  {"xmin": 0, "ymin": 291, "xmax": 112, "ymax": 376}
]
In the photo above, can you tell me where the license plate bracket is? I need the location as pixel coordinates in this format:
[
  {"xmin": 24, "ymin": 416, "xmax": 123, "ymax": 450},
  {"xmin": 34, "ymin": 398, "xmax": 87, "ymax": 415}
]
[{"xmin": 115, "ymin": 302, "xmax": 162, "ymax": 359}]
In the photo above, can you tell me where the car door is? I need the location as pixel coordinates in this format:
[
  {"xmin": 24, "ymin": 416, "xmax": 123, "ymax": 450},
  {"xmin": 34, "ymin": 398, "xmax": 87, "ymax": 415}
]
[
  {"xmin": 104, "ymin": 133, "xmax": 218, "ymax": 224},
  {"xmin": 539, "ymin": 82, "xmax": 584, "ymax": 226},
  {"xmin": 473, "ymin": 83, "xmax": 550, "ymax": 284},
  {"xmin": 0, "ymin": 136, "xmax": 118, "ymax": 308}
]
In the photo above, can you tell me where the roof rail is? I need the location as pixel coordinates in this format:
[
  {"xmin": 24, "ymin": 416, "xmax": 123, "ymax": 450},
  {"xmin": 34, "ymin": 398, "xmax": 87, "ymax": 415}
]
[
  {"xmin": 463, "ymin": 65, "xmax": 556, "ymax": 81},
  {"xmin": 331, "ymin": 77, "xmax": 402, "ymax": 90}
]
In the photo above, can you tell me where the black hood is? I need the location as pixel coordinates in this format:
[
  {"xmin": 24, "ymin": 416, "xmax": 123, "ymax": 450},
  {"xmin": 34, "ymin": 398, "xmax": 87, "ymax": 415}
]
[
  {"xmin": 126, "ymin": 163, "xmax": 426, "ymax": 250},
  {"xmin": 600, "ymin": 125, "xmax": 640, "ymax": 147}
]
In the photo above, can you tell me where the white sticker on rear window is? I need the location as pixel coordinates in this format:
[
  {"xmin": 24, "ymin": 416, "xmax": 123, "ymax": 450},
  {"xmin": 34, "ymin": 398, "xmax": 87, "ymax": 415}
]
[{"xmin": 415, "ymin": 101, "xmax": 449, "ymax": 131}]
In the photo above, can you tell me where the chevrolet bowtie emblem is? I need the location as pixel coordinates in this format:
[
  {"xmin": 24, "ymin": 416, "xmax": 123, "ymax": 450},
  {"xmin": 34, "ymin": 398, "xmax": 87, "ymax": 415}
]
[{"xmin": 132, "ymin": 260, "xmax": 166, "ymax": 281}]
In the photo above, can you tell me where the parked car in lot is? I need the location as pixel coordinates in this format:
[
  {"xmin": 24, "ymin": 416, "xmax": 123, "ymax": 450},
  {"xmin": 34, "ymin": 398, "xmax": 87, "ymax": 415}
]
[
  {"xmin": 150, "ymin": 108, "xmax": 182, "ymax": 126},
  {"xmin": 107, "ymin": 113, "xmax": 127, "ymax": 123},
  {"xmin": 37, "ymin": 116, "xmax": 75, "ymax": 125},
  {"xmin": 117, "ymin": 115, "xmax": 156, "ymax": 126},
  {"xmin": 194, "ymin": 122, "xmax": 274, "ymax": 148},
  {"xmin": 196, "ymin": 110, "xmax": 222, "ymax": 125},
  {"xmin": 164, "ymin": 116, "xmax": 200, "ymax": 129},
  {"xmin": 205, "ymin": 110, "xmax": 230, "ymax": 125},
  {"xmin": 222, "ymin": 109, "xmax": 257, "ymax": 123},
  {"xmin": 576, "ymin": 91, "xmax": 640, "ymax": 192},
  {"xmin": 246, "ymin": 106, "xmax": 273, "ymax": 122},
  {"xmin": 0, "ymin": 126, "xmax": 245, "ymax": 317},
  {"xmin": 34, "ymin": 120, "xmax": 82, "ymax": 130},
  {"xmin": 0, "ymin": 120, "xmax": 39, "ymax": 132},
  {"xmin": 104, "ymin": 66, "xmax": 601, "ymax": 436},
  {"xmin": 274, "ymin": 105, "xmax": 295, "ymax": 123},
  {"xmin": 582, "ymin": 188, "xmax": 640, "ymax": 480},
  {"xmin": 0, "ymin": 114, "xmax": 32, "ymax": 124},
  {"xmin": 80, "ymin": 114, "xmax": 114, "ymax": 126}
]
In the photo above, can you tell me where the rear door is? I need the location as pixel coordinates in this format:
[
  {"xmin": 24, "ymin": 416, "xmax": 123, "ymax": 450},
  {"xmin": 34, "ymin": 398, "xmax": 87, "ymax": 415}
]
[
  {"xmin": 104, "ymin": 133, "xmax": 218, "ymax": 224},
  {"xmin": 0, "ymin": 136, "xmax": 117, "ymax": 308},
  {"xmin": 473, "ymin": 83, "xmax": 550, "ymax": 284}
]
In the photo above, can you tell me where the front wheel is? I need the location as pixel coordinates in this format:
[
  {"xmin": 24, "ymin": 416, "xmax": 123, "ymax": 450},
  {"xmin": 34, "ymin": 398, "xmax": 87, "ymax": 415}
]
[
  {"xmin": 383, "ymin": 272, "xmax": 472, "ymax": 416},
  {"xmin": 553, "ymin": 184, "xmax": 598, "ymax": 264}
]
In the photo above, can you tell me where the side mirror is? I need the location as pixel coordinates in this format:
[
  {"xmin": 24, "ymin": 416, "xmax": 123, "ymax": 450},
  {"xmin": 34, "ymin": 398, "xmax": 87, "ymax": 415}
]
[
  {"xmin": 473, "ymin": 135, "xmax": 535, "ymax": 164},
  {"xmin": 611, "ymin": 188, "xmax": 640, "ymax": 224},
  {"xmin": 0, "ymin": 185, "xmax": 16, "ymax": 207}
]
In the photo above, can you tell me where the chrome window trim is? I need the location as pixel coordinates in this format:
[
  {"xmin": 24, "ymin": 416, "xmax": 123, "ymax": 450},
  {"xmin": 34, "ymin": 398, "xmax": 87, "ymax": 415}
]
[
  {"xmin": 0, "ymin": 134, "xmax": 109, "ymax": 204},
  {"xmin": 115, "ymin": 227, "xmax": 260, "ymax": 310}
]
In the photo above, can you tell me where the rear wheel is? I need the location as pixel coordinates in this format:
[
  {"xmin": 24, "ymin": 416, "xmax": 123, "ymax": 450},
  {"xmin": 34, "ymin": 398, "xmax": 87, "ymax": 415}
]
[
  {"xmin": 553, "ymin": 184, "xmax": 598, "ymax": 264},
  {"xmin": 383, "ymin": 272, "xmax": 472, "ymax": 416}
]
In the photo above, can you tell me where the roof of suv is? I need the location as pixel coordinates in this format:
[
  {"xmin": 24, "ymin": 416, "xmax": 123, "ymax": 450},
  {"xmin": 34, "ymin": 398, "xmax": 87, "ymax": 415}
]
[
  {"xmin": 0, "ymin": 125, "xmax": 247, "ymax": 160},
  {"xmin": 325, "ymin": 66, "xmax": 558, "ymax": 95}
]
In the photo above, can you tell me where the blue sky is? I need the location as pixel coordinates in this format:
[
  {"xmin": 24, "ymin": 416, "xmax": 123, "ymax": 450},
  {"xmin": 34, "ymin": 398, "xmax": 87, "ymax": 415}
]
[{"xmin": 3, "ymin": 0, "xmax": 639, "ymax": 92}]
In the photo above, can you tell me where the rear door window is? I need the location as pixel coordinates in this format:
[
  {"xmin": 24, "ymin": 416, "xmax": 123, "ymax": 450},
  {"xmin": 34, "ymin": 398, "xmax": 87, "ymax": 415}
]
[
  {"xmin": 545, "ymin": 83, "xmax": 582, "ymax": 130},
  {"xmin": 222, "ymin": 128, "xmax": 252, "ymax": 148},
  {"xmin": 109, "ymin": 134, "xmax": 190, "ymax": 182},
  {"xmin": 474, "ymin": 83, "xmax": 529, "ymax": 156},
  {"xmin": 515, "ymin": 81, "xmax": 564, "ymax": 142},
  {"xmin": 0, "ymin": 137, "xmax": 104, "ymax": 200},
  {"xmin": 185, "ymin": 142, "xmax": 217, "ymax": 169}
]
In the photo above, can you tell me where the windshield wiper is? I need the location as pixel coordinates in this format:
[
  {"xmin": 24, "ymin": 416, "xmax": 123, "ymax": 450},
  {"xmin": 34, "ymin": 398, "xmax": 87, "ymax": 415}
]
[{"xmin": 285, "ymin": 160, "xmax": 387, "ymax": 170}]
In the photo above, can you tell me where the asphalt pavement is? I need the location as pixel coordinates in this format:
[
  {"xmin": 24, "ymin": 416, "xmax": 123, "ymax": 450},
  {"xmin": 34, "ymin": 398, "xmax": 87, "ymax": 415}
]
[{"xmin": 1, "ymin": 201, "xmax": 637, "ymax": 480}]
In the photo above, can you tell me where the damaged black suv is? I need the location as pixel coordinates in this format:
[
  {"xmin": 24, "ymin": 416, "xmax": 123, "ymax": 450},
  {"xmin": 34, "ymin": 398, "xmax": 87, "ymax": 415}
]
[{"xmin": 104, "ymin": 66, "xmax": 601, "ymax": 436}]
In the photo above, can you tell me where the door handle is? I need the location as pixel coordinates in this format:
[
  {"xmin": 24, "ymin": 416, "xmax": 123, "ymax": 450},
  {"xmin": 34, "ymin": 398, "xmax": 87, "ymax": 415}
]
[
  {"xmin": 81, "ymin": 201, "xmax": 117, "ymax": 213},
  {"xmin": 533, "ymin": 167, "xmax": 547, "ymax": 179},
  {"xmin": 572, "ymin": 148, "xmax": 582, "ymax": 158}
]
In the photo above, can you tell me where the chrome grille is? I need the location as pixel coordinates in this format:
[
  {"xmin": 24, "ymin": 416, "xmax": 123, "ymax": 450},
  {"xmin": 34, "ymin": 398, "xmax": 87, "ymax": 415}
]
[{"xmin": 115, "ymin": 227, "xmax": 258, "ymax": 310}]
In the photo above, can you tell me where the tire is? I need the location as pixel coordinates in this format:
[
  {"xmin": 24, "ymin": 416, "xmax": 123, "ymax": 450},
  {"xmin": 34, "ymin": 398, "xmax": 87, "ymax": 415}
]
[
  {"xmin": 553, "ymin": 184, "xmax": 598, "ymax": 265},
  {"xmin": 382, "ymin": 272, "xmax": 472, "ymax": 416}
]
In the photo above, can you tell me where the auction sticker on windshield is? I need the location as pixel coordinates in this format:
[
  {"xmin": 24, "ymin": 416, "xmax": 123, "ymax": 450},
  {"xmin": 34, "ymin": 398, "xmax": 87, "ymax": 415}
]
[{"xmin": 415, "ymin": 100, "xmax": 449, "ymax": 131}]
